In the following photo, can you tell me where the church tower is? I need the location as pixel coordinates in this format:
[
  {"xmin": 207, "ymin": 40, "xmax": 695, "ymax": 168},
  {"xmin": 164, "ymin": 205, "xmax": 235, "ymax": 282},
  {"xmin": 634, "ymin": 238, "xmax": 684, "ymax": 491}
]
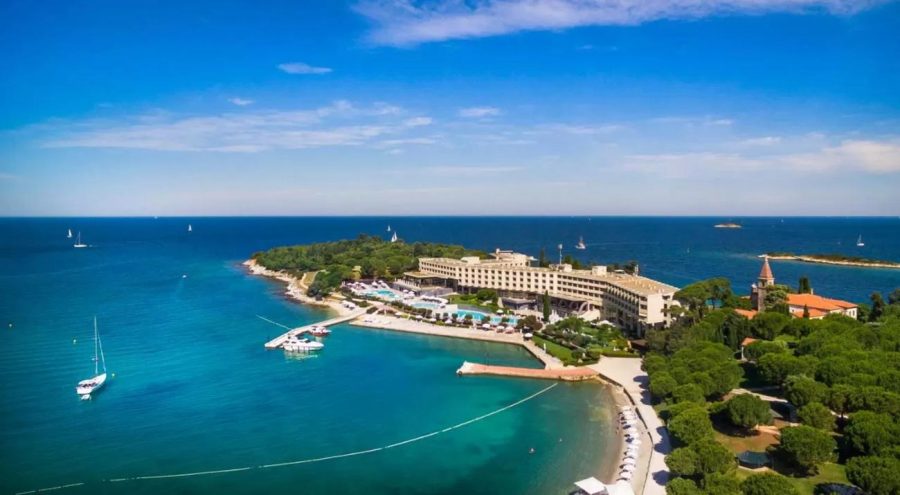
[{"xmin": 751, "ymin": 256, "xmax": 775, "ymax": 311}]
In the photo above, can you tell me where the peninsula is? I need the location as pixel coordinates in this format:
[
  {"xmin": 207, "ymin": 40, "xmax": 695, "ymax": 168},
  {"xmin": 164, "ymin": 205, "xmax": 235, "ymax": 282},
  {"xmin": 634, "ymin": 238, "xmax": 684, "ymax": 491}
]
[
  {"xmin": 765, "ymin": 252, "xmax": 900, "ymax": 269},
  {"xmin": 714, "ymin": 222, "xmax": 742, "ymax": 229}
]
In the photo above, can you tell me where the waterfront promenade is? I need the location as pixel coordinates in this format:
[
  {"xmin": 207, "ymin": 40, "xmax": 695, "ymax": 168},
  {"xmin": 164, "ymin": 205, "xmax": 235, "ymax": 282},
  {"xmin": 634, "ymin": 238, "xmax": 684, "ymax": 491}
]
[
  {"xmin": 456, "ymin": 361, "xmax": 596, "ymax": 380},
  {"xmin": 589, "ymin": 358, "xmax": 670, "ymax": 495}
]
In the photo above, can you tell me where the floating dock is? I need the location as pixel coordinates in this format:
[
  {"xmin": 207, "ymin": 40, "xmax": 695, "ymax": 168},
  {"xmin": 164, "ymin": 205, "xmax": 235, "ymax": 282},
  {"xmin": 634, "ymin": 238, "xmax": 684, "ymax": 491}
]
[
  {"xmin": 456, "ymin": 361, "xmax": 597, "ymax": 381},
  {"xmin": 264, "ymin": 308, "xmax": 367, "ymax": 349}
]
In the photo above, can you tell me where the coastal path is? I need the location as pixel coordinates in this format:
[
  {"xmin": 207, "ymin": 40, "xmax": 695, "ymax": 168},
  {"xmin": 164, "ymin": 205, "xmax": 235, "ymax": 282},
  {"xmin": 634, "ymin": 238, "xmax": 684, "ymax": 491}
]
[{"xmin": 588, "ymin": 358, "xmax": 670, "ymax": 495}]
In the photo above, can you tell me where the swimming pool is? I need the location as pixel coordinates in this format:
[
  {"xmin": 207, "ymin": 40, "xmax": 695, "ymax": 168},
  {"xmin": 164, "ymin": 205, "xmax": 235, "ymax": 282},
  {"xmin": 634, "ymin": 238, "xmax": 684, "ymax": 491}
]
[
  {"xmin": 411, "ymin": 302, "xmax": 440, "ymax": 309},
  {"xmin": 455, "ymin": 309, "xmax": 517, "ymax": 325},
  {"xmin": 365, "ymin": 289, "xmax": 401, "ymax": 300}
]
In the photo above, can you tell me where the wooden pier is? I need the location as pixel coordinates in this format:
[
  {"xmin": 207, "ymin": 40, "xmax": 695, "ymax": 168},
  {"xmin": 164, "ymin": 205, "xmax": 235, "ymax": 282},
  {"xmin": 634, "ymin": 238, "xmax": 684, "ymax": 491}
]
[{"xmin": 264, "ymin": 308, "xmax": 368, "ymax": 349}]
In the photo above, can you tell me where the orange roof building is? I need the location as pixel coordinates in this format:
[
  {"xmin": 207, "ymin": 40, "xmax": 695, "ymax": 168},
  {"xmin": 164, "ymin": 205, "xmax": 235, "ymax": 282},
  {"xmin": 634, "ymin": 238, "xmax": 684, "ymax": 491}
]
[{"xmin": 747, "ymin": 257, "xmax": 858, "ymax": 320}]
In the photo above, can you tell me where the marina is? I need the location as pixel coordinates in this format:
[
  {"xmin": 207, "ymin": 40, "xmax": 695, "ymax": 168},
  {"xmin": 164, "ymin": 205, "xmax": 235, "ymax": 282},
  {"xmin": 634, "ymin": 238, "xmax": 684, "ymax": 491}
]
[{"xmin": 262, "ymin": 308, "xmax": 367, "ymax": 349}]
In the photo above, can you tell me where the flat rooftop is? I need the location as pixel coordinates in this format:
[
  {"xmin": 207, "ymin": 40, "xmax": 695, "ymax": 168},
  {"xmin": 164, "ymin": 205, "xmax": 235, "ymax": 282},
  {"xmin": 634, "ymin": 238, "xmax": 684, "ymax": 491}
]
[{"xmin": 419, "ymin": 256, "xmax": 678, "ymax": 296}]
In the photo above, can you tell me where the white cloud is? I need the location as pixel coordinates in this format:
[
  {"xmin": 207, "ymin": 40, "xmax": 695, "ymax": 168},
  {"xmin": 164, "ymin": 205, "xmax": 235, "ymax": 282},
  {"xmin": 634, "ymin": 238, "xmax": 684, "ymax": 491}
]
[
  {"xmin": 459, "ymin": 106, "xmax": 501, "ymax": 118},
  {"xmin": 622, "ymin": 138, "xmax": 900, "ymax": 177},
  {"xmin": 423, "ymin": 165, "xmax": 522, "ymax": 176},
  {"xmin": 740, "ymin": 136, "xmax": 782, "ymax": 146},
  {"xmin": 37, "ymin": 101, "xmax": 428, "ymax": 152},
  {"xmin": 784, "ymin": 139, "xmax": 900, "ymax": 173},
  {"xmin": 355, "ymin": 0, "xmax": 881, "ymax": 46},
  {"xmin": 403, "ymin": 116, "xmax": 433, "ymax": 127},
  {"xmin": 228, "ymin": 97, "xmax": 254, "ymax": 106},
  {"xmin": 277, "ymin": 62, "xmax": 333, "ymax": 74}
]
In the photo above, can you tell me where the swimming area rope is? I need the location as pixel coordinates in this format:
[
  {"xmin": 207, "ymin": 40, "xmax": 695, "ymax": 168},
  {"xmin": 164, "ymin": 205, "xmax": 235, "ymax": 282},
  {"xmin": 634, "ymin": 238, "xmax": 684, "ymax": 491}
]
[{"xmin": 15, "ymin": 383, "xmax": 558, "ymax": 494}]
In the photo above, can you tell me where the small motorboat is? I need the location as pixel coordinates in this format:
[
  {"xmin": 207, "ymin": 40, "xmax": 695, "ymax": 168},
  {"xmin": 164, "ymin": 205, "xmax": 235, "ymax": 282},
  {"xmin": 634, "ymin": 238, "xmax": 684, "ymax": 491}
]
[
  {"xmin": 283, "ymin": 337, "xmax": 324, "ymax": 352},
  {"xmin": 310, "ymin": 326, "xmax": 331, "ymax": 337}
]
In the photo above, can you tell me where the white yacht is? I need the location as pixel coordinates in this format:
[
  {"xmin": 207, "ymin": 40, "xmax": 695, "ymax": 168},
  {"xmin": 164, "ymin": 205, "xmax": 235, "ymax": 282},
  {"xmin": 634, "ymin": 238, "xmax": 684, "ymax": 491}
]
[
  {"xmin": 73, "ymin": 232, "xmax": 88, "ymax": 248},
  {"xmin": 76, "ymin": 317, "xmax": 108, "ymax": 400},
  {"xmin": 67, "ymin": 228, "xmax": 73, "ymax": 239},
  {"xmin": 283, "ymin": 337, "xmax": 324, "ymax": 352},
  {"xmin": 856, "ymin": 235, "xmax": 864, "ymax": 247},
  {"xmin": 387, "ymin": 224, "xmax": 391, "ymax": 232},
  {"xmin": 575, "ymin": 236, "xmax": 586, "ymax": 250},
  {"xmin": 188, "ymin": 224, "xmax": 193, "ymax": 233},
  {"xmin": 390, "ymin": 231, "xmax": 398, "ymax": 243}
]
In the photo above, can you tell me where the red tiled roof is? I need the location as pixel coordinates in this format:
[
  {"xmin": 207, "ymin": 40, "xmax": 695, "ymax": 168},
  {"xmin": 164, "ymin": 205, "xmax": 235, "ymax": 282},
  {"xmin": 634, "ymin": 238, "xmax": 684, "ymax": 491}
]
[
  {"xmin": 734, "ymin": 309, "xmax": 758, "ymax": 319},
  {"xmin": 787, "ymin": 293, "xmax": 857, "ymax": 312},
  {"xmin": 741, "ymin": 337, "xmax": 758, "ymax": 347}
]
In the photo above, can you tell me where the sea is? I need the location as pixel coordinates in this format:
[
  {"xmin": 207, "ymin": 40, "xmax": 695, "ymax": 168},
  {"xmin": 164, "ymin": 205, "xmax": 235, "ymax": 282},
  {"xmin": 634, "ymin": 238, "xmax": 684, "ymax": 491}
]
[{"xmin": 1, "ymin": 217, "xmax": 898, "ymax": 495}]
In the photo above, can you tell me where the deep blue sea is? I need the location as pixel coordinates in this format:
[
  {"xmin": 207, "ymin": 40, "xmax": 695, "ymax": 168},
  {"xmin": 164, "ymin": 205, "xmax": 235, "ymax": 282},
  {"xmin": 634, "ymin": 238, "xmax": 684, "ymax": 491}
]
[{"xmin": 1, "ymin": 217, "xmax": 898, "ymax": 495}]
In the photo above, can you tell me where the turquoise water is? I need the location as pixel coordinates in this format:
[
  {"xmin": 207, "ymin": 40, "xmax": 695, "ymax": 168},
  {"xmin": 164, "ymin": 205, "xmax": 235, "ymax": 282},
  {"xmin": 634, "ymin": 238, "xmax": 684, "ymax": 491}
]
[
  {"xmin": 1, "ymin": 216, "xmax": 897, "ymax": 494},
  {"xmin": 0, "ymin": 218, "xmax": 618, "ymax": 495}
]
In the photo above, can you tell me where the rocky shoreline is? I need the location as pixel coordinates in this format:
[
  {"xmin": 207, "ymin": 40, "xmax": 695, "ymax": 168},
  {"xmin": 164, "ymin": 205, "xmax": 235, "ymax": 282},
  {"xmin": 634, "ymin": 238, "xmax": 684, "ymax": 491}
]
[{"xmin": 766, "ymin": 254, "xmax": 900, "ymax": 269}]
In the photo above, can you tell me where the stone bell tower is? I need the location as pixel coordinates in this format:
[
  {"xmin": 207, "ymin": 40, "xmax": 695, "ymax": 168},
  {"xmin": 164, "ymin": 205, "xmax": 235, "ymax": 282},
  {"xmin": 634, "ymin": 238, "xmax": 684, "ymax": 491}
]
[{"xmin": 751, "ymin": 256, "xmax": 775, "ymax": 311}]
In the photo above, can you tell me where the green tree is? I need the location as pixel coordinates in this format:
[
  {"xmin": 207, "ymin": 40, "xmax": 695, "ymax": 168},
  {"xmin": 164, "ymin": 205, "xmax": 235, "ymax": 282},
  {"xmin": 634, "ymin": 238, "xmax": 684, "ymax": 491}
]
[
  {"xmin": 751, "ymin": 311, "xmax": 790, "ymax": 340},
  {"xmin": 798, "ymin": 276, "xmax": 812, "ymax": 294},
  {"xmin": 778, "ymin": 425, "xmax": 836, "ymax": 474},
  {"xmin": 692, "ymin": 438, "xmax": 737, "ymax": 475},
  {"xmin": 740, "ymin": 473, "xmax": 799, "ymax": 495},
  {"xmin": 669, "ymin": 407, "xmax": 714, "ymax": 445},
  {"xmin": 538, "ymin": 247, "xmax": 548, "ymax": 268},
  {"xmin": 826, "ymin": 384, "xmax": 853, "ymax": 419},
  {"xmin": 797, "ymin": 402, "xmax": 835, "ymax": 431},
  {"xmin": 870, "ymin": 292, "xmax": 886, "ymax": 321},
  {"xmin": 845, "ymin": 411, "xmax": 900, "ymax": 457},
  {"xmin": 742, "ymin": 340, "xmax": 786, "ymax": 362},
  {"xmin": 650, "ymin": 372, "xmax": 678, "ymax": 400},
  {"xmin": 673, "ymin": 384, "xmax": 706, "ymax": 404},
  {"xmin": 888, "ymin": 288, "xmax": 900, "ymax": 305},
  {"xmin": 725, "ymin": 394, "xmax": 772, "ymax": 431},
  {"xmin": 784, "ymin": 375, "xmax": 828, "ymax": 408},
  {"xmin": 542, "ymin": 291, "xmax": 551, "ymax": 322},
  {"xmin": 702, "ymin": 473, "xmax": 741, "ymax": 495},
  {"xmin": 666, "ymin": 478, "xmax": 702, "ymax": 495},
  {"xmin": 666, "ymin": 447, "xmax": 699, "ymax": 476},
  {"xmin": 802, "ymin": 305, "xmax": 810, "ymax": 319},
  {"xmin": 846, "ymin": 456, "xmax": 900, "ymax": 495}
]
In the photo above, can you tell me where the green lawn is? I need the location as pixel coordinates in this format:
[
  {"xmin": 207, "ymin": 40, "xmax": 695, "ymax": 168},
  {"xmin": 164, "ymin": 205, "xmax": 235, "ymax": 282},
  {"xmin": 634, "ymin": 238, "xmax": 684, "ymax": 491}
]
[
  {"xmin": 735, "ymin": 463, "xmax": 848, "ymax": 494},
  {"xmin": 533, "ymin": 336, "xmax": 574, "ymax": 361}
]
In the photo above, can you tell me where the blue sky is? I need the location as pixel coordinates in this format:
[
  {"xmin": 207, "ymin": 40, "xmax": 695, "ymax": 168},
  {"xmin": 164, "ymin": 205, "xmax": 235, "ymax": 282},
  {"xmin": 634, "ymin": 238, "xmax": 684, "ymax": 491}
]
[{"xmin": 1, "ymin": 0, "xmax": 899, "ymax": 216}]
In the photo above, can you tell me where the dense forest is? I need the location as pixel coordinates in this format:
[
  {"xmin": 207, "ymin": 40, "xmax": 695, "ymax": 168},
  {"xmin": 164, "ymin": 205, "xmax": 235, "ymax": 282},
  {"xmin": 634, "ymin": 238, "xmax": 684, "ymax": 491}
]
[
  {"xmin": 649, "ymin": 279, "xmax": 900, "ymax": 495},
  {"xmin": 252, "ymin": 235, "xmax": 485, "ymax": 296}
]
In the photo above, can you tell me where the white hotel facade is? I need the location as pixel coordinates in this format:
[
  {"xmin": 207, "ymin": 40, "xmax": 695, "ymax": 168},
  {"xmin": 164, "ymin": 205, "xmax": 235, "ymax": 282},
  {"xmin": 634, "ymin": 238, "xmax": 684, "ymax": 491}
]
[{"xmin": 413, "ymin": 249, "xmax": 680, "ymax": 336}]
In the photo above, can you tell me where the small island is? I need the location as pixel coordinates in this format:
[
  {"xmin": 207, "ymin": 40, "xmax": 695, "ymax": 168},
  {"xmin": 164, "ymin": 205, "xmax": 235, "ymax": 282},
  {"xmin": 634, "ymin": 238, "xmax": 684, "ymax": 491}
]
[
  {"xmin": 714, "ymin": 222, "xmax": 742, "ymax": 229},
  {"xmin": 765, "ymin": 252, "xmax": 900, "ymax": 269}
]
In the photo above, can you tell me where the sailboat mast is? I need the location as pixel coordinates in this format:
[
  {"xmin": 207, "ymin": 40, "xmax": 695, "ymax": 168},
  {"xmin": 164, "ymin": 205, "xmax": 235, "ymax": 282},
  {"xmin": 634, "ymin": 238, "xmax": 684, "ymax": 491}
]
[
  {"xmin": 93, "ymin": 317, "xmax": 99, "ymax": 376},
  {"xmin": 97, "ymin": 319, "xmax": 106, "ymax": 374}
]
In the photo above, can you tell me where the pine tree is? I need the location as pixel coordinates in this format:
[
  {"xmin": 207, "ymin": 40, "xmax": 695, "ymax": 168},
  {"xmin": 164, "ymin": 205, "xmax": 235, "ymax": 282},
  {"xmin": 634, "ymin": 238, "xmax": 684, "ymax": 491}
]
[{"xmin": 542, "ymin": 291, "xmax": 551, "ymax": 322}]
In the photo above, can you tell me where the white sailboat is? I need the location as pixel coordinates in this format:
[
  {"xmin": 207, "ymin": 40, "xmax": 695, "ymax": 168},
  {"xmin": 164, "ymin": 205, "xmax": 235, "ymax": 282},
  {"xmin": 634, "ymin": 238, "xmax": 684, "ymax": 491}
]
[
  {"xmin": 76, "ymin": 317, "xmax": 108, "ymax": 400},
  {"xmin": 73, "ymin": 232, "xmax": 88, "ymax": 248},
  {"xmin": 387, "ymin": 224, "xmax": 391, "ymax": 232},
  {"xmin": 856, "ymin": 235, "xmax": 865, "ymax": 247},
  {"xmin": 187, "ymin": 224, "xmax": 192, "ymax": 233},
  {"xmin": 390, "ymin": 231, "xmax": 398, "ymax": 243},
  {"xmin": 575, "ymin": 236, "xmax": 586, "ymax": 250},
  {"xmin": 67, "ymin": 228, "xmax": 73, "ymax": 239}
]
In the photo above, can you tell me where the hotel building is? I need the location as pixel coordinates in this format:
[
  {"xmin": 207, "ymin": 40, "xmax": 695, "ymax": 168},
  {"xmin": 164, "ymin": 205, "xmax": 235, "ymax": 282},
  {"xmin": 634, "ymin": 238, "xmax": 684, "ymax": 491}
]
[{"xmin": 409, "ymin": 249, "xmax": 680, "ymax": 336}]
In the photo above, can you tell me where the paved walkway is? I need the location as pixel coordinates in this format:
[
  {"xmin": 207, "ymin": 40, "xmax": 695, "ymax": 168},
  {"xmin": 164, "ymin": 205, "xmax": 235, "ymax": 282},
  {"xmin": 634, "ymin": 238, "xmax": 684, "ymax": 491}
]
[
  {"xmin": 589, "ymin": 357, "xmax": 670, "ymax": 495},
  {"xmin": 457, "ymin": 361, "xmax": 597, "ymax": 381}
]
